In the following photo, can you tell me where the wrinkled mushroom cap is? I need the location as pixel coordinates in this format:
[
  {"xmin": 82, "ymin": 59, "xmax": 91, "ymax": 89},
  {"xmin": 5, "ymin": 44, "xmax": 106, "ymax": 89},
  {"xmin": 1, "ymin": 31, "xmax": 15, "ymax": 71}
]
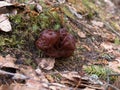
[
  {"xmin": 36, "ymin": 30, "xmax": 59, "ymax": 50},
  {"xmin": 36, "ymin": 29, "xmax": 76, "ymax": 58}
]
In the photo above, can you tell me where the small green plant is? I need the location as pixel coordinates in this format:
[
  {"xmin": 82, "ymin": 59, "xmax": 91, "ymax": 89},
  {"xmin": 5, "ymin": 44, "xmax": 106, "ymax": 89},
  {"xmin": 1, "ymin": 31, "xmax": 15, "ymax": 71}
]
[
  {"xmin": 81, "ymin": 0, "xmax": 96, "ymax": 19},
  {"xmin": 83, "ymin": 65, "xmax": 115, "ymax": 80},
  {"xmin": 0, "ymin": 34, "xmax": 25, "ymax": 50},
  {"xmin": 24, "ymin": 59, "xmax": 36, "ymax": 68},
  {"xmin": 114, "ymin": 37, "xmax": 120, "ymax": 45}
]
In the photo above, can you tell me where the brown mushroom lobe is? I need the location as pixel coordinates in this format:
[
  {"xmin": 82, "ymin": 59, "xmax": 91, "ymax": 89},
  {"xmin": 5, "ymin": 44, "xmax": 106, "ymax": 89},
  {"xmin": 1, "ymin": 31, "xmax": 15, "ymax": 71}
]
[{"xmin": 36, "ymin": 28, "xmax": 76, "ymax": 58}]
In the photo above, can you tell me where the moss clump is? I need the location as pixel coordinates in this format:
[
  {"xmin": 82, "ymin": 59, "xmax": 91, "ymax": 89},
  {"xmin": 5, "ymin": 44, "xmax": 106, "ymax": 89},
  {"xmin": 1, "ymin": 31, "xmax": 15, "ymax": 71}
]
[
  {"xmin": 0, "ymin": 4, "xmax": 67, "ymax": 68},
  {"xmin": 0, "ymin": 6, "xmax": 65, "ymax": 51},
  {"xmin": 83, "ymin": 65, "xmax": 117, "ymax": 81}
]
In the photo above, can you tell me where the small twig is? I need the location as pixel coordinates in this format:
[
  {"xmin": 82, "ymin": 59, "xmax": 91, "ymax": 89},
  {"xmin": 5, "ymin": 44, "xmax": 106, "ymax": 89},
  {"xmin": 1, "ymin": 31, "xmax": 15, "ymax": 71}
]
[
  {"xmin": 104, "ymin": 22, "xmax": 120, "ymax": 38},
  {"xmin": 68, "ymin": 17, "xmax": 93, "ymax": 35},
  {"xmin": 107, "ymin": 84, "xmax": 120, "ymax": 90},
  {"xmin": 0, "ymin": 69, "xmax": 15, "ymax": 76},
  {"xmin": 105, "ymin": 67, "xmax": 120, "ymax": 90},
  {"xmin": 108, "ymin": 73, "xmax": 120, "ymax": 76},
  {"xmin": 80, "ymin": 83, "xmax": 103, "ymax": 90},
  {"xmin": 0, "ymin": 69, "xmax": 29, "ymax": 80},
  {"xmin": 74, "ymin": 80, "xmax": 81, "ymax": 90}
]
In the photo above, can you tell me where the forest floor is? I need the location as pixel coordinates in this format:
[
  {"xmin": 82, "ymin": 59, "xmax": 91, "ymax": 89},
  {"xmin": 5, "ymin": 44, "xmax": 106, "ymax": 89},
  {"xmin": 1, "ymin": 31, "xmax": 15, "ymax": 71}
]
[{"xmin": 0, "ymin": 0, "xmax": 120, "ymax": 90}]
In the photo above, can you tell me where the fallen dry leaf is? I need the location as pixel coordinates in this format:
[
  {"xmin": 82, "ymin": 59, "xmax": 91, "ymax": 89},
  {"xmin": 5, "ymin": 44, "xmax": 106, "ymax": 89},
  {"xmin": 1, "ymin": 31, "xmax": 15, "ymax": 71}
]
[
  {"xmin": 67, "ymin": 5, "xmax": 82, "ymax": 19},
  {"xmin": 48, "ymin": 83, "xmax": 70, "ymax": 90},
  {"xmin": 102, "ymin": 32, "xmax": 116, "ymax": 42},
  {"xmin": 100, "ymin": 42, "xmax": 114, "ymax": 50},
  {"xmin": 58, "ymin": 0, "xmax": 66, "ymax": 4},
  {"xmin": 67, "ymin": 0, "xmax": 86, "ymax": 14},
  {"xmin": 20, "ymin": 66, "xmax": 40, "ymax": 80},
  {"xmin": 35, "ymin": 3, "xmax": 42, "ymax": 13},
  {"xmin": 10, "ymin": 82, "xmax": 45, "ymax": 90},
  {"xmin": 61, "ymin": 71, "xmax": 104, "ymax": 89},
  {"xmin": 4, "ymin": 0, "xmax": 16, "ymax": 3},
  {"xmin": 0, "ymin": 1, "xmax": 25, "ymax": 15},
  {"xmin": 26, "ymin": 79, "xmax": 47, "ymax": 90},
  {"xmin": 0, "ymin": 82, "xmax": 72, "ymax": 90},
  {"xmin": 61, "ymin": 71, "xmax": 85, "ymax": 87},
  {"xmin": 112, "ymin": 50, "xmax": 120, "ymax": 58},
  {"xmin": 0, "ymin": 14, "xmax": 12, "ymax": 32},
  {"xmin": 20, "ymin": 66, "xmax": 48, "ymax": 83},
  {"xmin": 104, "ymin": 0, "xmax": 116, "ymax": 13},
  {"xmin": 78, "ymin": 31, "xmax": 86, "ymax": 38},
  {"xmin": 81, "ymin": 45, "xmax": 91, "ymax": 51},
  {"xmin": 83, "ymin": 87, "xmax": 95, "ymax": 90},
  {"xmin": 113, "ymin": 76, "xmax": 120, "ymax": 89},
  {"xmin": 0, "ymin": 85, "xmax": 9, "ymax": 90},
  {"xmin": 0, "ymin": 1, "xmax": 12, "ymax": 8},
  {"xmin": 91, "ymin": 20, "xmax": 104, "ymax": 28},
  {"xmin": 61, "ymin": 71, "xmax": 81, "ymax": 81},
  {"xmin": 45, "ymin": 74, "xmax": 54, "ymax": 83},
  {"xmin": 37, "ymin": 58, "xmax": 55, "ymax": 70},
  {"xmin": 109, "ymin": 58, "xmax": 120, "ymax": 73},
  {"xmin": 26, "ymin": 78, "xmax": 70, "ymax": 90},
  {"xmin": 0, "ymin": 54, "xmax": 17, "ymax": 69}
]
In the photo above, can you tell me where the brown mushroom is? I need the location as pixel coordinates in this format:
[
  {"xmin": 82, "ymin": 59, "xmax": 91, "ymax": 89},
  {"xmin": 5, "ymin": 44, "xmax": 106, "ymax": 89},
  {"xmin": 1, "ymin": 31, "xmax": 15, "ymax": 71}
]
[
  {"xmin": 36, "ymin": 30, "xmax": 59, "ymax": 50},
  {"xmin": 36, "ymin": 28, "xmax": 76, "ymax": 58}
]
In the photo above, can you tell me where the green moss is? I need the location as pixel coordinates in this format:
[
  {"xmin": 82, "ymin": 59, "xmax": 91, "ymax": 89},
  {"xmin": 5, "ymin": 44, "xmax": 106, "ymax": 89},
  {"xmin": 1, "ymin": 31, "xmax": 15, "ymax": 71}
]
[
  {"xmin": 82, "ymin": 0, "xmax": 106, "ymax": 20},
  {"xmin": 83, "ymin": 65, "xmax": 117, "ymax": 81},
  {"xmin": 0, "ymin": 7, "xmax": 64, "ymax": 50},
  {"xmin": 114, "ymin": 37, "xmax": 120, "ymax": 45},
  {"xmin": 60, "ymin": 5, "xmax": 76, "ymax": 19},
  {"xmin": 110, "ymin": 21, "xmax": 120, "ymax": 31},
  {"xmin": 0, "ymin": 1, "xmax": 75, "ymax": 69}
]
